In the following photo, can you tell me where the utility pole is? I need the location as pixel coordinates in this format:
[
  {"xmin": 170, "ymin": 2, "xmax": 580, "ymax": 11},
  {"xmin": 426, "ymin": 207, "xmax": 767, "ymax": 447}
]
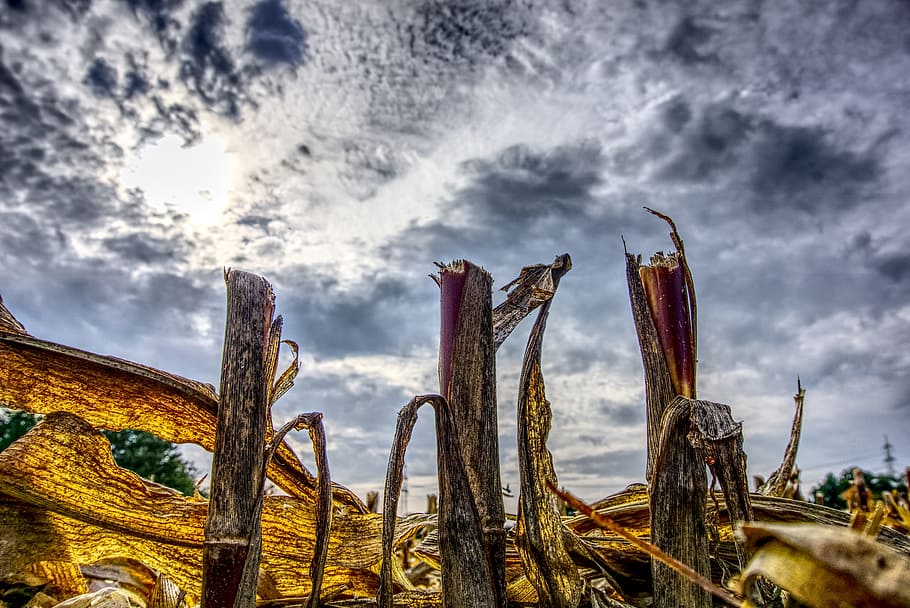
[
  {"xmin": 883, "ymin": 435, "xmax": 896, "ymax": 478},
  {"xmin": 400, "ymin": 461, "xmax": 409, "ymax": 516}
]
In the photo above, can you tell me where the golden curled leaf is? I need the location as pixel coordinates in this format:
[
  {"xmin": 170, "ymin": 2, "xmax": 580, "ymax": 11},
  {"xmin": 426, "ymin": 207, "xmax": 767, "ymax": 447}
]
[
  {"xmin": 0, "ymin": 328, "xmax": 364, "ymax": 511},
  {"xmin": 514, "ymin": 264, "xmax": 581, "ymax": 608},
  {"xmin": 0, "ymin": 413, "xmax": 422, "ymax": 604}
]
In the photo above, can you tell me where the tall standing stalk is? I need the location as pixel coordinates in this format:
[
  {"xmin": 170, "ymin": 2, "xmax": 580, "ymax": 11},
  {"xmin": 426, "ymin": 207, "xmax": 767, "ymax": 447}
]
[
  {"xmin": 435, "ymin": 260, "xmax": 506, "ymax": 608},
  {"xmin": 203, "ymin": 270, "xmax": 275, "ymax": 608},
  {"xmin": 626, "ymin": 213, "xmax": 710, "ymax": 608}
]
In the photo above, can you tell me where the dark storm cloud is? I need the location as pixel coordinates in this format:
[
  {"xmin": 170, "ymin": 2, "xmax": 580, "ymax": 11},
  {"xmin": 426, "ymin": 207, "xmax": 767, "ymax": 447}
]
[
  {"xmin": 456, "ymin": 141, "xmax": 604, "ymax": 226},
  {"xmin": 1, "ymin": 253, "xmax": 219, "ymax": 362},
  {"xmin": 81, "ymin": 52, "xmax": 152, "ymax": 111},
  {"xmin": 246, "ymin": 0, "xmax": 306, "ymax": 66},
  {"xmin": 31, "ymin": 177, "xmax": 123, "ymax": 223},
  {"xmin": 147, "ymin": 97, "xmax": 201, "ymax": 143},
  {"xmin": 656, "ymin": 103, "xmax": 752, "ymax": 182},
  {"xmin": 748, "ymin": 121, "xmax": 879, "ymax": 211},
  {"xmin": 279, "ymin": 270, "xmax": 433, "ymax": 359},
  {"xmin": 0, "ymin": 51, "xmax": 124, "ymax": 224},
  {"xmin": 661, "ymin": 97, "xmax": 692, "ymax": 133},
  {"xmin": 665, "ymin": 16, "xmax": 717, "ymax": 65},
  {"xmin": 422, "ymin": 141, "xmax": 606, "ymax": 247},
  {"xmin": 871, "ymin": 252, "xmax": 910, "ymax": 284},
  {"xmin": 0, "ymin": 211, "xmax": 60, "ymax": 260},
  {"xmin": 102, "ymin": 233, "xmax": 180, "ymax": 263},
  {"xmin": 180, "ymin": 1, "xmax": 246, "ymax": 118},
  {"xmin": 84, "ymin": 58, "xmax": 119, "ymax": 98},
  {"xmin": 846, "ymin": 230, "xmax": 910, "ymax": 288},
  {"xmin": 597, "ymin": 402, "xmax": 644, "ymax": 426},
  {"xmin": 652, "ymin": 101, "xmax": 882, "ymax": 219}
]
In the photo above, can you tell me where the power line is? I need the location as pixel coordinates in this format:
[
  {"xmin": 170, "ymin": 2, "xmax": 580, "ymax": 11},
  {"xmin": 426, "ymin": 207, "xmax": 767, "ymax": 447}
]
[{"xmin": 798, "ymin": 451, "xmax": 883, "ymax": 474}]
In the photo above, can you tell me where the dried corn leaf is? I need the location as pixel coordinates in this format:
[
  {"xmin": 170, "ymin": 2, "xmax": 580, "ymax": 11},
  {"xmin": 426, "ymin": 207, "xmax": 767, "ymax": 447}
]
[
  {"xmin": 80, "ymin": 560, "xmax": 157, "ymax": 600},
  {"xmin": 564, "ymin": 486, "xmax": 910, "ymax": 601},
  {"xmin": 52, "ymin": 587, "xmax": 138, "ymax": 608},
  {"xmin": 148, "ymin": 574, "xmax": 186, "ymax": 608},
  {"xmin": 26, "ymin": 563, "xmax": 87, "ymax": 598},
  {"xmin": 551, "ymin": 485, "xmax": 739, "ymax": 608},
  {"xmin": 0, "ymin": 495, "xmax": 201, "ymax": 604},
  {"xmin": 737, "ymin": 522, "xmax": 910, "ymax": 608},
  {"xmin": 0, "ymin": 322, "xmax": 363, "ymax": 511},
  {"xmin": 0, "ymin": 295, "xmax": 27, "ymax": 334},
  {"xmin": 493, "ymin": 254, "xmax": 572, "ymax": 349},
  {"xmin": 0, "ymin": 413, "xmax": 421, "ymax": 604},
  {"xmin": 758, "ymin": 381, "xmax": 805, "ymax": 498},
  {"xmin": 514, "ymin": 258, "xmax": 580, "ymax": 608},
  {"xmin": 265, "ymin": 413, "xmax": 333, "ymax": 608}
]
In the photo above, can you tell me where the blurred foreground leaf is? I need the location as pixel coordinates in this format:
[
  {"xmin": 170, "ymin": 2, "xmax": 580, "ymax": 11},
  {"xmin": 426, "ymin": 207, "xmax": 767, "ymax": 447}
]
[{"xmin": 737, "ymin": 522, "xmax": 910, "ymax": 608}]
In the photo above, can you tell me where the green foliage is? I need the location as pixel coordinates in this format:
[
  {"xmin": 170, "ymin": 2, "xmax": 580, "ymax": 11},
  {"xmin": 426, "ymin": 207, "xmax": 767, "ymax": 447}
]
[
  {"xmin": 809, "ymin": 468, "xmax": 907, "ymax": 509},
  {"xmin": 0, "ymin": 409, "xmax": 38, "ymax": 452},
  {"xmin": 0, "ymin": 409, "xmax": 198, "ymax": 496}
]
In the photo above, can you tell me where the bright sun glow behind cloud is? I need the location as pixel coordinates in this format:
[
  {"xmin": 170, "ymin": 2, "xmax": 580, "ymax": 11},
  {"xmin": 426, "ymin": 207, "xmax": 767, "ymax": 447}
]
[{"xmin": 120, "ymin": 132, "xmax": 235, "ymax": 224}]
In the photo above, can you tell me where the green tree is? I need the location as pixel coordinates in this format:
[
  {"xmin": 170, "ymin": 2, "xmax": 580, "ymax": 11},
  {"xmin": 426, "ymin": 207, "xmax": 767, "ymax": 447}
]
[
  {"xmin": 810, "ymin": 467, "xmax": 907, "ymax": 509},
  {"xmin": 0, "ymin": 409, "xmax": 199, "ymax": 496}
]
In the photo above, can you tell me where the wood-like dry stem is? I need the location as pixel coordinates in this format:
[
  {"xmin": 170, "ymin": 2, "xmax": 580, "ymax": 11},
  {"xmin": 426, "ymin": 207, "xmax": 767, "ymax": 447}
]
[
  {"xmin": 203, "ymin": 270, "xmax": 275, "ymax": 608},
  {"xmin": 435, "ymin": 260, "xmax": 505, "ymax": 608}
]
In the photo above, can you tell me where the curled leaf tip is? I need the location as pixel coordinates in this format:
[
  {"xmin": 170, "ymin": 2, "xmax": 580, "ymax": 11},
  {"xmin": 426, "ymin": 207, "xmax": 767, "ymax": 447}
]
[{"xmin": 0, "ymin": 293, "xmax": 28, "ymax": 335}]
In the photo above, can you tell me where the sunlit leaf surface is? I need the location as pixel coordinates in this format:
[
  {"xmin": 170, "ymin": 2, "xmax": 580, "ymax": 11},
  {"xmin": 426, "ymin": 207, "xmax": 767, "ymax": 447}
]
[
  {"xmin": 0, "ymin": 413, "xmax": 425, "ymax": 604},
  {"xmin": 0, "ymin": 327, "xmax": 364, "ymax": 511}
]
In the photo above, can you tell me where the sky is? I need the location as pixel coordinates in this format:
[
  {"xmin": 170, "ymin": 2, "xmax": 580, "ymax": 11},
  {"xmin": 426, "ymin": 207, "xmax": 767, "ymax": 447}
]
[{"xmin": 1, "ymin": 0, "xmax": 908, "ymax": 511}]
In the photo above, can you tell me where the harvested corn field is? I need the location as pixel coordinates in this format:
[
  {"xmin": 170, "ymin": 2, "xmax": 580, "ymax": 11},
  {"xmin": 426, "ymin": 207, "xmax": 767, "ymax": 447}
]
[{"xmin": 1, "ymin": 215, "xmax": 908, "ymax": 608}]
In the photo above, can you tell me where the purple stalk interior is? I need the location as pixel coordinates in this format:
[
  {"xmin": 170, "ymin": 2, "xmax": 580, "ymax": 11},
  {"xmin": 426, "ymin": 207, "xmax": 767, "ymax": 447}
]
[
  {"xmin": 439, "ymin": 263, "xmax": 468, "ymax": 399},
  {"xmin": 641, "ymin": 257, "xmax": 695, "ymax": 398}
]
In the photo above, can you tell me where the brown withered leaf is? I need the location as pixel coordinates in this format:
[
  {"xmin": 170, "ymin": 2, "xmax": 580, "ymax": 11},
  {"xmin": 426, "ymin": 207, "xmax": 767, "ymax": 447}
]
[
  {"xmin": 513, "ymin": 258, "xmax": 581, "ymax": 608},
  {"xmin": 758, "ymin": 380, "xmax": 805, "ymax": 498},
  {"xmin": 0, "ymin": 320, "xmax": 363, "ymax": 511},
  {"xmin": 0, "ymin": 413, "xmax": 422, "ymax": 605},
  {"xmin": 737, "ymin": 522, "xmax": 910, "ymax": 608},
  {"xmin": 492, "ymin": 254, "xmax": 571, "ymax": 350},
  {"xmin": 0, "ymin": 294, "xmax": 27, "ymax": 334},
  {"xmin": 264, "ymin": 413, "xmax": 333, "ymax": 608},
  {"xmin": 551, "ymin": 484, "xmax": 740, "ymax": 608},
  {"xmin": 148, "ymin": 574, "xmax": 186, "ymax": 608}
]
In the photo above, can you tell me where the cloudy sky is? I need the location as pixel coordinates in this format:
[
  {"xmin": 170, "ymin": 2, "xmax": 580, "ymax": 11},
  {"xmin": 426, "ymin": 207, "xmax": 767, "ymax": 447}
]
[{"xmin": 1, "ymin": 0, "xmax": 908, "ymax": 509}]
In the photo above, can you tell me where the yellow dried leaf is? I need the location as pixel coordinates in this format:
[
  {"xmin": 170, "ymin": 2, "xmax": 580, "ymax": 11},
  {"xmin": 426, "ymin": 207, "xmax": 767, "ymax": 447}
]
[
  {"xmin": 27, "ymin": 563, "xmax": 87, "ymax": 598},
  {"xmin": 0, "ymin": 328, "xmax": 363, "ymax": 511},
  {"xmin": 514, "ymin": 276, "xmax": 582, "ymax": 608},
  {"xmin": 0, "ymin": 413, "xmax": 422, "ymax": 604},
  {"xmin": 737, "ymin": 522, "xmax": 910, "ymax": 608}
]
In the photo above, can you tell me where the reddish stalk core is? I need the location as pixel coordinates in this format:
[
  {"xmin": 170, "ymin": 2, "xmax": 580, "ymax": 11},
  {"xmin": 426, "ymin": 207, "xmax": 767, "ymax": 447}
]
[
  {"xmin": 639, "ymin": 253, "xmax": 695, "ymax": 399},
  {"xmin": 438, "ymin": 261, "xmax": 468, "ymax": 399}
]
